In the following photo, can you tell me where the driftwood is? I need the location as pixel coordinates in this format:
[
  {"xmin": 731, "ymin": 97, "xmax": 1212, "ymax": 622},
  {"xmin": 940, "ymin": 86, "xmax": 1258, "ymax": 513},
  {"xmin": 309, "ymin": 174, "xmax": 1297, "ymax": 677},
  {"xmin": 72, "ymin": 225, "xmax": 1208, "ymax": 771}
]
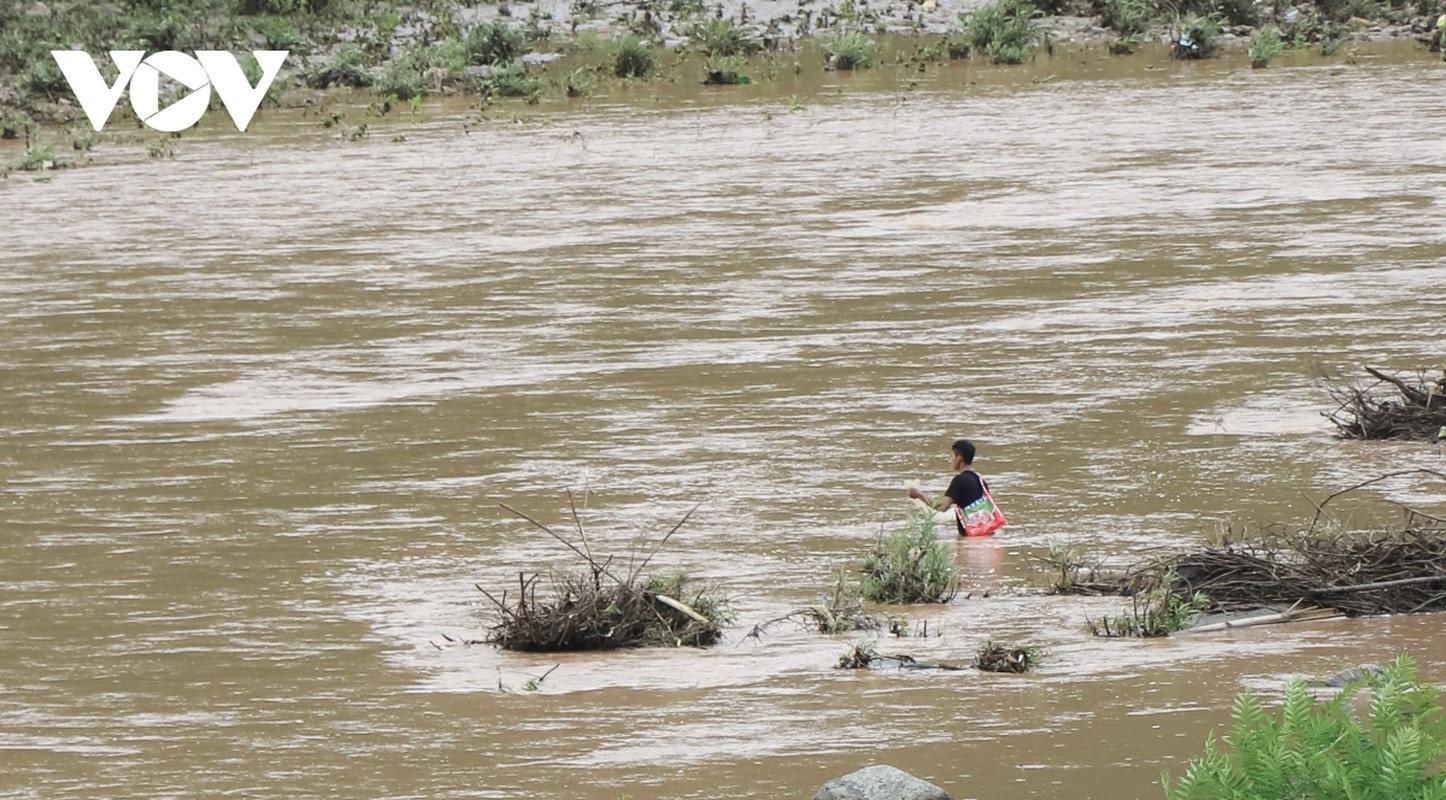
[
  {"xmin": 1324, "ymin": 365, "xmax": 1446, "ymax": 441},
  {"xmin": 479, "ymin": 497, "xmax": 731, "ymax": 651}
]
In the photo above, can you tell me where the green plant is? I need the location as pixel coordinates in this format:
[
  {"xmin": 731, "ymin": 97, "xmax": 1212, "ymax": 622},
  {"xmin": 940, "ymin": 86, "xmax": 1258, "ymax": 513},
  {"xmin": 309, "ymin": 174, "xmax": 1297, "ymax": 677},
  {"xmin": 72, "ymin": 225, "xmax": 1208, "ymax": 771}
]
[
  {"xmin": 306, "ymin": 44, "xmax": 373, "ymax": 88},
  {"xmin": 690, "ymin": 18, "xmax": 760, "ymax": 56},
  {"xmin": 837, "ymin": 639, "xmax": 879, "ymax": 669},
  {"xmin": 611, "ymin": 34, "xmax": 656, "ymax": 78},
  {"xmin": 21, "ymin": 58, "xmax": 68, "ymax": 98},
  {"xmin": 1100, "ymin": 0, "xmax": 1149, "ymax": 37},
  {"xmin": 12, "ymin": 139, "xmax": 55, "ymax": 171},
  {"xmin": 466, "ymin": 21, "xmax": 526, "ymax": 65},
  {"xmin": 486, "ymin": 62, "xmax": 542, "ymax": 102},
  {"xmin": 375, "ymin": 59, "xmax": 425, "ymax": 99},
  {"xmin": 1087, "ymin": 572, "xmax": 1209, "ymax": 637},
  {"xmin": 1172, "ymin": 13, "xmax": 1223, "ymax": 58},
  {"xmin": 564, "ymin": 67, "xmax": 596, "ymax": 96},
  {"xmin": 1163, "ymin": 655, "xmax": 1446, "ymax": 800},
  {"xmin": 253, "ymin": 16, "xmax": 310, "ymax": 54},
  {"xmin": 1248, "ymin": 26, "xmax": 1285, "ymax": 67},
  {"xmin": 825, "ymin": 32, "xmax": 877, "ymax": 69},
  {"xmin": 962, "ymin": 0, "xmax": 1042, "ymax": 64},
  {"xmin": 859, "ymin": 511, "xmax": 959, "ymax": 604},
  {"xmin": 702, "ymin": 55, "xmax": 751, "ymax": 84}
]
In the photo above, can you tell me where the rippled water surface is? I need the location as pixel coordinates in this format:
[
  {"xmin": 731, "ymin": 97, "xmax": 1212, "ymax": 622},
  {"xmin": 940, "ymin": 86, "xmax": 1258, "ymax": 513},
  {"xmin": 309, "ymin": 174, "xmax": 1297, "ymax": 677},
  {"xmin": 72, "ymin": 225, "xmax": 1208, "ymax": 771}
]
[{"xmin": 3, "ymin": 47, "xmax": 1446, "ymax": 800}]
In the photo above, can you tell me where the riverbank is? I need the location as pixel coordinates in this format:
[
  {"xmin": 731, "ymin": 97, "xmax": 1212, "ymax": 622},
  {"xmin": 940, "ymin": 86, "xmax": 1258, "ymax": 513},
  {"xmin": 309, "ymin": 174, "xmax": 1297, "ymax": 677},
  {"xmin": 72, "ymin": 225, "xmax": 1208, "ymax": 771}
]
[{"xmin": 2, "ymin": 0, "xmax": 1443, "ymax": 170}]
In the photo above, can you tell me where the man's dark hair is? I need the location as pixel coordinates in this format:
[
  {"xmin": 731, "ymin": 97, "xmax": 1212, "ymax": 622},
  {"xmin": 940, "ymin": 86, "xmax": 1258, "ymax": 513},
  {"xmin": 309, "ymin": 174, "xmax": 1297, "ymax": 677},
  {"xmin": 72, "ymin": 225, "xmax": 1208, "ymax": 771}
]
[{"xmin": 952, "ymin": 439, "xmax": 976, "ymax": 465}]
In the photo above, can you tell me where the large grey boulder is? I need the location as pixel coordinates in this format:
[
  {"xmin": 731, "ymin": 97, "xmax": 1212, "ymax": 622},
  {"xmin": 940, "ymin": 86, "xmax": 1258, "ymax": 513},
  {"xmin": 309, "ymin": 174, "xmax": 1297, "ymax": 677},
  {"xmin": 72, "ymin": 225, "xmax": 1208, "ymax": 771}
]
[{"xmin": 813, "ymin": 765, "xmax": 952, "ymax": 800}]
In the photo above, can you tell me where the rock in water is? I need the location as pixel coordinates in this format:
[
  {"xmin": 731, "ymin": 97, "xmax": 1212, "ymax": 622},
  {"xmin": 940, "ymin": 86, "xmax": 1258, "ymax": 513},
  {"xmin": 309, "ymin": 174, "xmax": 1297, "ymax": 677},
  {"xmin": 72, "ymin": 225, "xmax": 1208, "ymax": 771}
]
[{"xmin": 813, "ymin": 765, "xmax": 952, "ymax": 800}]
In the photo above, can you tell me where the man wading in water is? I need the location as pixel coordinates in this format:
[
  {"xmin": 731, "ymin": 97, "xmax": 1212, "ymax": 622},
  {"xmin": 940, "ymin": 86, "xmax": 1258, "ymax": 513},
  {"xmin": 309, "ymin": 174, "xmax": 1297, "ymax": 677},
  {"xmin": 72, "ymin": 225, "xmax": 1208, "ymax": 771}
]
[{"xmin": 907, "ymin": 439, "xmax": 1005, "ymax": 537}]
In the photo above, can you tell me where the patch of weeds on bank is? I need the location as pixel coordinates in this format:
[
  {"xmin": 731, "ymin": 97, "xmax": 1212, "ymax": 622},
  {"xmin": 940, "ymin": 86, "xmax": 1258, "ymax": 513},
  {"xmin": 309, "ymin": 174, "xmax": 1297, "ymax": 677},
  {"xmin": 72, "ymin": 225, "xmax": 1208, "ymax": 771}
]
[
  {"xmin": 690, "ymin": 18, "xmax": 761, "ymax": 56},
  {"xmin": 703, "ymin": 55, "xmax": 752, "ymax": 84},
  {"xmin": 825, "ymin": 32, "xmax": 878, "ymax": 69},
  {"xmin": 1172, "ymin": 13, "xmax": 1224, "ymax": 58},
  {"xmin": 961, "ymin": 0, "xmax": 1043, "ymax": 64},
  {"xmin": 611, "ymin": 34, "xmax": 657, "ymax": 78},
  {"xmin": 1248, "ymin": 26, "xmax": 1286, "ymax": 66}
]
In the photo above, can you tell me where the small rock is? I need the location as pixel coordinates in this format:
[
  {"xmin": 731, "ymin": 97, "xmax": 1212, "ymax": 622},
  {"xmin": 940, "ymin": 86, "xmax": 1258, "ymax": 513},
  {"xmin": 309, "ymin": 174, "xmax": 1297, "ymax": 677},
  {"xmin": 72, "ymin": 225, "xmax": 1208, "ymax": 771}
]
[
  {"xmin": 813, "ymin": 765, "xmax": 952, "ymax": 800},
  {"xmin": 25, "ymin": 1, "xmax": 51, "ymax": 16},
  {"xmin": 1313, "ymin": 663, "xmax": 1384, "ymax": 688}
]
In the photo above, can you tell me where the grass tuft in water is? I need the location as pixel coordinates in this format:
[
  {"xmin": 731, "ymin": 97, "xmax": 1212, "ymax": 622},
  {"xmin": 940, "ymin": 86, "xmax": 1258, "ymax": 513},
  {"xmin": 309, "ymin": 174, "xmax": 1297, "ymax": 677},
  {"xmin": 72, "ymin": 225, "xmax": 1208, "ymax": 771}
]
[
  {"xmin": 859, "ymin": 510, "xmax": 959, "ymax": 604},
  {"xmin": 961, "ymin": 0, "xmax": 1042, "ymax": 64},
  {"xmin": 825, "ymin": 32, "xmax": 878, "ymax": 69},
  {"xmin": 611, "ymin": 34, "xmax": 656, "ymax": 78},
  {"xmin": 1248, "ymin": 26, "xmax": 1286, "ymax": 67}
]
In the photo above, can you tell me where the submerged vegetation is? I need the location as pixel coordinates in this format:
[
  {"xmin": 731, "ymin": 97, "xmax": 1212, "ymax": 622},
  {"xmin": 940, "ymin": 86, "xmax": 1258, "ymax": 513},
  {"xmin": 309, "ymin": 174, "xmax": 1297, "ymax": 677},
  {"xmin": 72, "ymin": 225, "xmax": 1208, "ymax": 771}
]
[
  {"xmin": 859, "ymin": 510, "xmax": 959, "ymax": 604},
  {"xmin": 479, "ymin": 501, "xmax": 733, "ymax": 651}
]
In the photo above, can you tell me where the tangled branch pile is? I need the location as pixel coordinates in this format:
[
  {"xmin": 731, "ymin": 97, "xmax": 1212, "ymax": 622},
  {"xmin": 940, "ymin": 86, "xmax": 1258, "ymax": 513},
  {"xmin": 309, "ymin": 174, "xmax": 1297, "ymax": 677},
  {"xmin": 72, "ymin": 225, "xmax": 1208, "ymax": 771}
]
[
  {"xmin": 974, "ymin": 641, "xmax": 1041, "ymax": 673},
  {"xmin": 1169, "ymin": 527, "xmax": 1446, "ymax": 617},
  {"xmin": 479, "ymin": 501, "xmax": 732, "ymax": 651},
  {"xmin": 1324, "ymin": 366, "xmax": 1446, "ymax": 441}
]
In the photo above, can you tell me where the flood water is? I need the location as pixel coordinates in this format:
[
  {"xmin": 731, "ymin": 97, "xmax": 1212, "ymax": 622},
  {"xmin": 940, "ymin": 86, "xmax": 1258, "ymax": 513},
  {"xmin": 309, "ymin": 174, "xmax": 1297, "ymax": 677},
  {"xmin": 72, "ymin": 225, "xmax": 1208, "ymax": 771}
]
[{"xmin": 3, "ymin": 44, "xmax": 1446, "ymax": 800}]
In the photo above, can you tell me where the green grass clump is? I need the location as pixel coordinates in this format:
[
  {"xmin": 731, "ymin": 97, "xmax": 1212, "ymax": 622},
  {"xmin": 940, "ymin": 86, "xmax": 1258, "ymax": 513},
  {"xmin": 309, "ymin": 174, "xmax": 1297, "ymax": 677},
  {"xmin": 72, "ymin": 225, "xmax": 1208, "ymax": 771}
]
[
  {"xmin": 690, "ymin": 18, "xmax": 760, "ymax": 57},
  {"xmin": 825, "ymin": 32, "xmax": 878, "ymax": 70},
  {"xmin": 11, "ymin": 139, "xmax": 55, "ymax": 171},
  {"xmin": 1248, "ymin": 26, "xmax": 1285, "ymax": 67},
  {"xmin": 466, "ymin": 21, "xmax": 525, "ymax": 66},
  {"xmin": 375, "ymin": 59, "xmax": 425, "ymax": 99},
  {"xmin": 486, "ymin": 62, "xmax": 543, "ymax": 102},
  {"xmin": 1163, "ymin": 655, "xmax": 1446, "ymax": 800},
  {"xmin": 962, "ymin": 0, "xmax": 1042, "ymax": 64},
  {"xmin": 859, "ymin": 512, "xmax": 959, "ymax": 604},
  {"xmin": 702, "ymin": 55, "xmax": 751, "ymax": 84},
  {"xmin": 611, "ymin": 34, "xmax": 656, "ymax": 78},
  {"xmin": 1086, "ymin": 571, "xmax": 1208, "ymax": 637},
  {"xmin": 1100, "ymin": 0, "xmax": 1150, "ymax": 38},
  {"xmin": 306, "ymin": 44, "xmax": 373, "ymax": 88}
]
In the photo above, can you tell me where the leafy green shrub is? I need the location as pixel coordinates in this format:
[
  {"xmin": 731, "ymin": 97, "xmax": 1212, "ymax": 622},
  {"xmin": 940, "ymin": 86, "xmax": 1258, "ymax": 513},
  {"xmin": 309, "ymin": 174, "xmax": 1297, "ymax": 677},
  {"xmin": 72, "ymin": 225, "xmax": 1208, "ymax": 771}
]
[
  {"xmin": 22, "ymin": 58, "xmax": 68, "ymax": 98},
  {"xmin": 564, "ymin": 66, "xmax": 597, "ymax": 96},
  {"xmin": 1172, "ymin": 13, "xmax": 1223, "ymax": 58},
  {"xmin": 825, "ymin": 32, "xmax": 877, "ymax": 69},
  {"xmin": 253, "ymin": 16, "xmax": 310, "ymax": 54},
  {"xmin": 375, "ymin": 59, "xmax": 425, "ymax": 99},
  {"xmin": 690, "ymin": 18, "xmax": 760, "ymax": 56},
  {"xmin": 306, "ymin": 44, "xmax": 373, "ymax": 88},
  {"xmin": 859, "ymin": 512, "xmax": 959, "ymax": 604},
  {"xmin": 1100, "ymin": 0, "xmax": 1149, "ymax": 37},
  {"xmin": 466, "ymin": 21, "xmax": 525, "ymax": 65},
  {"xmin": 703, "ymin": 55, "xmax": 752, "ymax": 84},
  {"xmin": 1163, "ymin": 656, "xmax": 1446, "ymax": 800},
  {"xmin": 962, "ymin": 0, "xmax": 1042, "ymax": 64},
  {"xmin": 486, "ymin": 62, "xmax": 542, "ymax": 101},
  {"xmin": 611, "ymin": 34, "xmax": 656, "ymax": 78},
  {"xmin": 1248, "ymin": 26, "xmax": 1284, "ymax": 67},
  {"xmin": 13, "ymin": 139, "xmax": 55, "ymax": 171}
]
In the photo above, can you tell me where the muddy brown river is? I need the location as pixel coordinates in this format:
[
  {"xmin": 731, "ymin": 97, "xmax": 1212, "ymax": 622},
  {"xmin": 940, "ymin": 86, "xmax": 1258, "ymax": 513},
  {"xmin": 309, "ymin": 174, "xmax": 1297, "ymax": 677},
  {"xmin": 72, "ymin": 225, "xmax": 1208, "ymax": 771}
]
[{"xmin": 3, "ymin": 45, "xmax": 1446, "ymax": 800}]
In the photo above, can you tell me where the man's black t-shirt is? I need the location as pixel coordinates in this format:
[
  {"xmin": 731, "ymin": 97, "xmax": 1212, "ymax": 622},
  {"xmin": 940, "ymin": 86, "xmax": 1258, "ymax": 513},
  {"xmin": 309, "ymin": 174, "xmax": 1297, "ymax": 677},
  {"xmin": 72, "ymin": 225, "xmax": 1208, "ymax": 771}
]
[{"xmin": 946, "ymin": 470, "xmax": 984, "ymax": 510}]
